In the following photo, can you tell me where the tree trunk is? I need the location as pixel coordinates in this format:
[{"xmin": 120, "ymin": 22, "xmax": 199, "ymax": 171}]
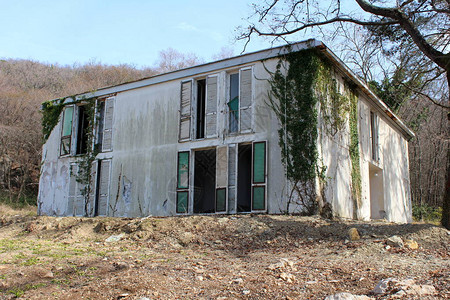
[{"xmin": 441, "ymin": 72, "xmax": 450, "ymax": 229}]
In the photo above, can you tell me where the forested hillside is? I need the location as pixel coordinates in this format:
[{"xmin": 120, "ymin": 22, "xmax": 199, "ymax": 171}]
[{"xmin": 0, "ymin": 52, "xmax": 446, "ymax": 219}]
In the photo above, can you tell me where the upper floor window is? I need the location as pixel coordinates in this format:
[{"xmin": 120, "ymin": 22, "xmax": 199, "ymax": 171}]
[
  {"xmin": 60, "ymin": 106, "xmax": 74, "ymax": 156},
  {"xmin": 227, "ymin": 67, "xmax": 253, "ymax": 134},
  {"xmin": 370, "ymin": 111, "xmax": 379, "ymax": 162},
  {"xmin": 228, "ymin": 73, "xmax": 239, "ymax": 133}
]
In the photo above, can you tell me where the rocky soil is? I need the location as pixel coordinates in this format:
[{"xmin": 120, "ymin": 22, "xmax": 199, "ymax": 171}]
[{"xmin": 0, "ymin": 205, "xmax": 448, "ymax": 299}]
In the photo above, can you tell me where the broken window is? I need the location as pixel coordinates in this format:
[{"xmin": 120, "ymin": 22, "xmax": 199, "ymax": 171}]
[
  {"xmin": 370, "ymin": 111, "xmax": 379, "ymax": 162},
  {"xmin": 76, "ymin": 106, "xmax": 89, "ymax": 155},
  {"xmin": 176, "ymin": 151, "xmax": 190, "ymax": 213},
  {"xmin": 252, "ymin": 141, "xmax": 266, "ymax": 210},
  {"xmin": 179, "ymin": 81, "xmax": 192, "ymax": 141},
  {"xmin": 227, "ymin": 68, "xmax": 253, "ymax": 133},
  {"xmin": 60, "ymin": 106, "xmax": 74, "ymax": 156},
  {"xmin": 196, "ymin": 79, "xmax": 206, "ymax": 139}
]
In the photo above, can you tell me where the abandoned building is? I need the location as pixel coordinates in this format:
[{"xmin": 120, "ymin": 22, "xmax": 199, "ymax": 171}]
[{"xmin": 38, "ymin": 39, "xmax": 414, "ymax": 223}]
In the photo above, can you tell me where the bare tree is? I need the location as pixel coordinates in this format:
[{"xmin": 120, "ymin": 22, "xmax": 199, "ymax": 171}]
[
  {"xmin": 156, "ymin": 48, "xmax": 204, "ymax": 73},
  {"xmin": 240, "ymin": 0, "xmax": 450, "ymax": 228}
]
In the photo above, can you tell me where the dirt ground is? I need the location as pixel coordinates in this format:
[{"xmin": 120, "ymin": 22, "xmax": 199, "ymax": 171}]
[{"xmin": 0, "ymin": 204, "xmax": 448, "ymax": 300}]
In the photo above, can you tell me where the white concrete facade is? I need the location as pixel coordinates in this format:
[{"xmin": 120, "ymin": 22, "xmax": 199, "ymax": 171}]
[{"xmin": 38, "ymin": 40, "xmax": 414, "ymax": 222}]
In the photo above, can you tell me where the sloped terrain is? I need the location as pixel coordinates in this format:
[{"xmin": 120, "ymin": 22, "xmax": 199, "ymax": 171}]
[{"xmin": 0, "ymin": 206, "xmax": 448, "ymax": 299}]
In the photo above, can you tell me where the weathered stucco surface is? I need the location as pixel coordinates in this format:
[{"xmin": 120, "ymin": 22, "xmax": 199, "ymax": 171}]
[{"xmin": 38, "ymin": 49, "xmax": 412, "ymax": 222}]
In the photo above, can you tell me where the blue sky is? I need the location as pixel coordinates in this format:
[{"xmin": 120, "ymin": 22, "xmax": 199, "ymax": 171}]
[{"xmin": 0, "ymin": 0, "xmax": 285, "ymax": 68}]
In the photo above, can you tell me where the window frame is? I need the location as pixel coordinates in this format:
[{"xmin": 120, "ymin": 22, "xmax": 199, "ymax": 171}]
[{"xmin": 60, "ymin": 105, "xmax": 75, "ymax": 157}]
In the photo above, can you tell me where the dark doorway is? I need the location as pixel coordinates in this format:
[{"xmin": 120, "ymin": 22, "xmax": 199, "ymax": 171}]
[
  {"xmin": 194, "ymin": 149, "xmax": 216, "ymax": 213},
  {"xmin": 196, "ymin": 79, "xmax": 206, "ymax": 139},
  {"xmin": 94, "ymin": 160, "xmax": 102, "ymax": 217},
  {"xmin": 237, "ymin": 144, "xmax": 252, "ymax": 212},
  {"xmin": 76, "ymin": 106, "xmax": 89, "ymax": 155}
]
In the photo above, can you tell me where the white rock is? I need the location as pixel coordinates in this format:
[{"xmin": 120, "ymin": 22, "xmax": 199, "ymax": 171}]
[
  {"xmin": 105, "ymin": 233, "xmax": 125, "ymax": 243},
  {"xmin": 324, "ymin": 292, "xmax": 373, "ymax": 300},
  {"xmin": 386, "ymin": 236, "xmax": 404, "ymax": 248}
]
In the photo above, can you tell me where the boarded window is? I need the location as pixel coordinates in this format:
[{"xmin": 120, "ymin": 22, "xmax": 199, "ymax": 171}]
[
  {"xmin": 252, "ymin": 141, "xmax": 266, "ymax": 211},
  {"xmin": 102, "ymin": 97, "xmax": 115, "ymax": 152},
  {"xmin": 205, "ymin": 76, "xmax": 218, "ymax": 137},
  {"xmin": 60, "ymin": 106, "xmax": 74, "ymax": 156},
  {"xmin": 180, "ymin": 81, "xmax": 192, "ymax": 141},
  {"xmin": 177, "ymin": 151, "xmax": 190, "ymax": 213}
]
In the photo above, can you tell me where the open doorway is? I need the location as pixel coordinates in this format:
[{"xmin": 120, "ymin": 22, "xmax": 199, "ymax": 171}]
[
  {"xmin": 194, "ymin": 149, "xmax": 216, "ymax": 213},
  {"xmin": 237, "ymin": 144, "xmax": 252, "ymax": 212},
  {"xmin": 369, "ymin": 163, "xmax": 385, "ymax": 219}
]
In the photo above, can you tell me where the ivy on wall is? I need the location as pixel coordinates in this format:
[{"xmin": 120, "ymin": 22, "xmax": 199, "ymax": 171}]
[
  {"xmin": 41, "ymin": 99, "xmax": 65, "ymax": 141},
  {"xmin": 42, "ymin": 96, "xmax": 99, "ymax": 216},
  {"xmin": 267, "ymin": 48, "xmax": 361, "ymax": 216}
]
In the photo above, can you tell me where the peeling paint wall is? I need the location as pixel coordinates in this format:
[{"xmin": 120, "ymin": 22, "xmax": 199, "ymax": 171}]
[{"xmin": 38, "ymin": 55, "xmax": 412, "ymax": 222}]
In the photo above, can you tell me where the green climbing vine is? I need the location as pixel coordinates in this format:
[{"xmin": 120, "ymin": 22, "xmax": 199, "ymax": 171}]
[
  {"xmin": 267, "ymin": 48, "xmax": 361, "ymax": 216},
  {"xmin": 43, "ymin": 95, "xmax": 99, "ymax": 216},
  {"xmin": 74, "ymin": 97, "xmax": 99, "ymax": 216},
  {"xmin": 349, "ymin": 91, "xmax": 362, "ymax": 217},
  {"xmin": 41, "ymin": 99, "xmax": 65, "ymax": 141}
]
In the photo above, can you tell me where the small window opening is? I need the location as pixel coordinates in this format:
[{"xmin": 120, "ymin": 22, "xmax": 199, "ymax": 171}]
[
  {"xmin": 60, "ymin": 106, "xmax": 74, "ymax": 156},
  {"xmin": 237, "ymin": 144, "xmax": 252, "ymax": 212},
  {"xmin": 370, "ymin": 111, "xmax": 379, "ymax": 161},
  {"xmin": 228, "ymin": 73, "xmax": 239, "ymax": 133},
  {"xmin": 196, "ymin": 79, "xmax": 206, "ymax": 139},
  {"xmin": 76, "ymin": 106, "xmax": 89, "ymax": 155},
  {"xmin": 96, "ymin": 101, "xmax": 105, "ymax": 151}
]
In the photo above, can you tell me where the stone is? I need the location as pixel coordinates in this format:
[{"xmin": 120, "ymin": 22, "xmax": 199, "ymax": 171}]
[
  {"xmin": 242, "ymin": 290, "xmax": 250, "ymax": 295},
  {"xmin": 232, "ymin": 278, "xmax": 244, "ymax": 284},
  {"xmin": 325, "ymin": 293, "xmax": 373, "ymax": 300},
  {"xmin": 42, "ymin": 270, "xmax": 54, "ymax": 279},
  {"xmin": 373, "ymin": 278, "xmax": 436, "ymax": 297},
  {"xmin": 373, "ymin": 278, "xmax": 397, "ymax": 295},
  {"xmin": 114, "ymin": 262, "xmax": 129, "ymax": 270},
  {"xmin": 105, "ymin": 233, "xmax": 125, "ymax": 243},
  {"xmin": 386, "ymin": 236, "xmax": 404, "ymax": 248},
  {"xmin": 279, "ymin": 272, "xmax": 295, "ymax": 283},
  {"xmin": 404, "ymin": 239, "xmax": 419, "ymax": 249},
  {"xmin": 348, "ymin": 228, "xmax": 360, "ymax": 241}
]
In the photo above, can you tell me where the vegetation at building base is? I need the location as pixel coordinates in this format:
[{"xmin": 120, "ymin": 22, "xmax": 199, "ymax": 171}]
[{"xmin": 267, "ymin": 48, "xmax": 361, "ymax": 216}]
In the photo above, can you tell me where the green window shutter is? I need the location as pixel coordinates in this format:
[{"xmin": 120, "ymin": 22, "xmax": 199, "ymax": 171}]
[
  {"xmin": 216, "ymin": 188, "xmax": 226, "ymax": 212},
  {"xmin": 253, "ymin": 142, "xmax": 266, "ymax": 184},
  {"xmin": 177, "ymin": 191, "xmax": 188, "ymax": 213},
  {"xmin": 177, "ymin": 152, "xmax": 189, "ymax": 189},
  {"xmin": 252, "ymin": 186, "xmax": 265, "ymax": 210}
]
